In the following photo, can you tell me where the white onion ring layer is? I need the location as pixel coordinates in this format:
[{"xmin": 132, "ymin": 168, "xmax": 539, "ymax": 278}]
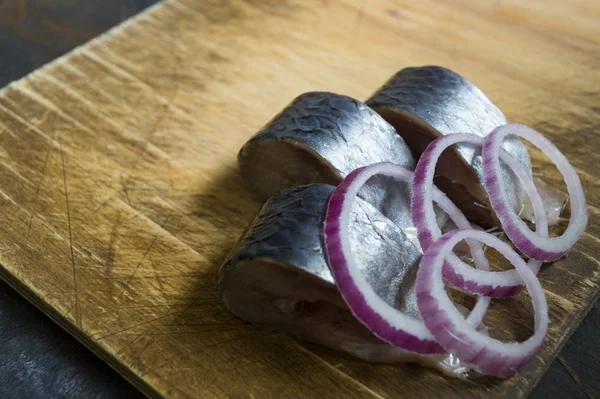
[
  {"xmin": 324, "ymin": 163, "xmax": 490, "ymax": 353},
  {"xmin": 412, "ymin": 133, "xmax": 547, "ymax": 297},
  {"xmin": 482, "ymin": 124, "xmax": 588, "ymax": 261},
  {"xmin": 416, "ymin": 229, "xmax": 549, "ymax": 377}
]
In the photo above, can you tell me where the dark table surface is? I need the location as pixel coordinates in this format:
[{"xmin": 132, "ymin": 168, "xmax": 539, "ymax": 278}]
[{"xmin": 0, "ymin": 1, "xmax": 598, "ymax": 398}]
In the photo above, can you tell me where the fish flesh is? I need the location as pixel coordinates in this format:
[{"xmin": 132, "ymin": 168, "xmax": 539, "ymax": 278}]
[
  {"xmin": 238, "ymin": 91, "xmax": 423, "ymax": 229},
  {"xmin": 366, "ymin": 66, "xmax": 532, "ymax": 227},
  {"xmin": 219, "ymin": 184, "xmax": 471, "ymax": 376}
]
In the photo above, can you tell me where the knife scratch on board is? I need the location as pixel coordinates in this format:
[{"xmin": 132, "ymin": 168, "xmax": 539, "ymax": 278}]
[
  {"xmin": 148, "ymin": 253, "xmax": 167, "ymax": 297},
  {"xmin": 60, "ymin": 139, "xmax": 81, "ymax": 327},
  {"xmin": 120, "ymin": 173, "xmax": 132, "ymax": 206},
  {"xmin": 17, "ymin": 111, "xmax": 56, "ymax": 275},
  {"xmin": 118, "ymin": 211, "xmax": 173, "ymax": 300}
]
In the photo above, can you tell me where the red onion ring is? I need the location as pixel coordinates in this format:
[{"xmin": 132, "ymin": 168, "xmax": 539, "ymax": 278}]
[
  {"xmin": 324, "ymin": 162, "xmax": 490, "ymax": 354},
  {"xmin": 416, "ymin": 228, "xmax": 548, "ymax": 377},
  {"xmin": 483, "ymin": 124, "xmax": 588, "ymax": 261},
  {"xmin": 412, "ymin": 133, "xmax": 547, "ymax": 297}
]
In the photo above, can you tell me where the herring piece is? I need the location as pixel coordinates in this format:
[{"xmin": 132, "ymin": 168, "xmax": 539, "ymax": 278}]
[
  {"xmin": 238, "ymin": 92, "xmax": 419, "ymax": 229},
  {"xmin": 366, "ymin": 66, "xmax": 532, "ymax": 227},
  {"xmin": 218, "ymin": 184, "xmax": 469, "ymax": 377}
]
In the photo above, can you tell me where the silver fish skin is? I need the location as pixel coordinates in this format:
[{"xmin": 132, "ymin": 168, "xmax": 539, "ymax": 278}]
[
  {"xmin": 367, "ymin": 66, "xmax": 532, "ymax": 226},
  {"xmin": 221, "ymin": 184, "xmax": 421, "ymax": 313},
  {"xmin": 219, "ymin": 184, "xmax": 469, "ymax": 376},
  {"xmin": 238, "ymin": 91, "xmax": 420, "ymax": 229}
]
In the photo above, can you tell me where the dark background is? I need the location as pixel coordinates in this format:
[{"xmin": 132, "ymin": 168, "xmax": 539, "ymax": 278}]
[{"xmin": 0, "ymin": 1, "xmax": 598, "ymax": 398}]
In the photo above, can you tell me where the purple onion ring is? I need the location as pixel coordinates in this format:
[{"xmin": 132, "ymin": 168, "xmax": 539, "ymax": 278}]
[
  {"xmin": 483, "ymin": 124, "xmax": 588, "ymax": 261},
  {"xmin": 412, "ymin": 133, "xmax": 547, "ymax": 296},
  {"xmin": 416, "ymin": 228, "xmax": 548, "ymax": 377},
  {"xmin": 324, "ymin": 163, "xmax": 489, "ymax": 354}
]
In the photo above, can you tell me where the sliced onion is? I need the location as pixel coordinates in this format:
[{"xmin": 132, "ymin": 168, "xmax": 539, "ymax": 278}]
[
  {"xmin": 412, "ymin": 133, "xmax": 547, "ymax": 297},
  {"xmin": 324, "ymin": 162, "xmax": 489, "ymax": 354},
  {"xmin": 483, "ymin": 124, "xmax": 588, "ymax": 261},
  {"xmin": 416, "ymin": 228, "xmax": 548, "ymax": 377}
]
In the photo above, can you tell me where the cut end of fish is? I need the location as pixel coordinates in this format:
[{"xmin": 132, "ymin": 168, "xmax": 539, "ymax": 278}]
[
  {"xmin": 373, "ymin": 106, "xmax": 498, "ymax": 227},
  {"xmin": 367, "ymin": 66, "xmax": 532, "ymax": 228},
  {"xmin": 238, "ymin": 139, "xmax": 340, "ymax": 201}
]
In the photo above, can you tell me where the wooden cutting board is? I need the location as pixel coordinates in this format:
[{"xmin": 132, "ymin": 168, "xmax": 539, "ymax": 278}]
[{"xmin": 0, "ymin": 0, "xmax": 599, "ymax": 397}]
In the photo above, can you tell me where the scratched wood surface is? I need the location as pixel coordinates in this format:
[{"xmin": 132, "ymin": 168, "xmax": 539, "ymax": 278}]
[{"xmin": 0, "ymin": 0, "xmax": 599, "ymax": 398}]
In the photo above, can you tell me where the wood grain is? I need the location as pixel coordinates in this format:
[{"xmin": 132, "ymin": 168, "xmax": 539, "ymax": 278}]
[{"xmin": 0, "ymin": 0, "xmax": 598, "ymax": 397}]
